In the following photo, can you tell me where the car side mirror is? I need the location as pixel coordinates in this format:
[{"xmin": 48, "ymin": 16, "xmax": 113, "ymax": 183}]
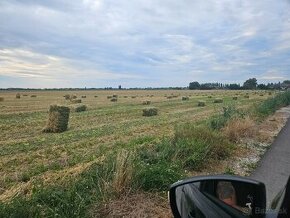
[{"xmin": 169, "ymin": 175, "xmax": 266, "ymax": 218}]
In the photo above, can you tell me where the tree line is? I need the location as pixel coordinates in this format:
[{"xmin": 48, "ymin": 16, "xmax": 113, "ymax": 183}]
[{"xmin": 189, "ymin": 79, "xmax": 290, "ymax": 90}]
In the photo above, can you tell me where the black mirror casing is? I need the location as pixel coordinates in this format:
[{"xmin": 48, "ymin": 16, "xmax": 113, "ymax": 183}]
[{"xmin": 169, "ymin": 175, "xmax": 266, "ymax": 218}]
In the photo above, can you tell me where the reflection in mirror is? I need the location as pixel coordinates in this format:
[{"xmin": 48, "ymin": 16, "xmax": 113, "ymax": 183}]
[{"xmin": 175, "ymin": 180, "xmax": 263, "ymax": 218}]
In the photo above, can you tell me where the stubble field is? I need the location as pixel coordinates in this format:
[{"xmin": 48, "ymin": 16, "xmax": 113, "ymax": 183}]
[{"xmin": 0, "ymin": 89, "xmax": 270, "ymax": 216}]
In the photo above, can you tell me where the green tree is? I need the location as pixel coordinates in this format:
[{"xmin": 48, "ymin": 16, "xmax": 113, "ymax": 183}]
[
  {"xmin": 243, "ymin": 78, "xmax": 257, "ymax": 89},
  {"xmin": 189, "ymin": 81, "xmax": 200, "ymax": 90}
]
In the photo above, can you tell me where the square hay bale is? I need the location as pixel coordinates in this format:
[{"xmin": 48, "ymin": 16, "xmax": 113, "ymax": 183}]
[
  {"xmin": 74, "ymin": 105, "xmax": 87, "ymax": 112},
  {"xmin": 30, "ymin": 95, "xmax": 37, "ymax": 98},
  {"xmin": 16, "ymin": 93, "xmax": 21, "ymax": 99},
  {"xmin": 213, "ymin": 98, "xmax": 223, "ymax": 103},
  {"xmin": 182, "ymin": 96, "xmax": 189, "ymax": 101},
  {"xmin": 143, "ymin": 107, "xmax": 158, "ymax": 117},
  {"xmin": 81, "ymin": 95, "xmax": 86, "ymax": 98},
  {"xmin": 142, "ymin": 100, "xmax": 151, "ymax": 105},
  {"xmin": 233, "ymin": 96, "xmax": 238, "ymax": 100},
  {"xmin": 197, "ymin": 100, "xmax": 206, "ymax": 107},
  {"xmin": 111, "ymin": 97, "xmax": 118, "ymax": 102},
  {"xmin": 42, "ymin": 105, "xmax": 70, "ymax": 133},
  {"xmin": 0, "ymin": 97, "xmax": 4, "ymax": 102},
  {"xmin": 71, "ymin": 99, "xmax": 82, "ymax": 104},
  {"xmin": 64, "ymin": 94, "xmax": 70, "ymax": 100}
]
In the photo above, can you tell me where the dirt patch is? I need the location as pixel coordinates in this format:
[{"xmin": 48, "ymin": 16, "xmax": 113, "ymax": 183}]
[{"xmin": 93, "ymin": 192, "xmax": 171, "ymax": 218}]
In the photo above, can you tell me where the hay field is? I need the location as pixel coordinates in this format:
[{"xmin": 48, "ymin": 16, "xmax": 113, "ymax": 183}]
[{"xmin": 0, "ymin": 89, "xmax": 269, "ymax": 200}]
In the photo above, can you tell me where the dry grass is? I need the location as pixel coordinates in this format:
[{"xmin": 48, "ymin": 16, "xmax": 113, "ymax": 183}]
[
  {"xmin": 222, "ymin": 117, "xmax": 256, "ymax": 142},
  {"xmin": 112, "ymin": 150, "xmax": 134, "ymax": 195},
  {"xmin": 95, "ymin": 192, "xmax": 171, "ymax": 218}
]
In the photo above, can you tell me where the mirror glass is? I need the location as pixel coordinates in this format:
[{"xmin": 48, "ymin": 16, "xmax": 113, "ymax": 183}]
[{"xmin": 175, "ymin": 180, "xmax": 264, "ymax": 218}]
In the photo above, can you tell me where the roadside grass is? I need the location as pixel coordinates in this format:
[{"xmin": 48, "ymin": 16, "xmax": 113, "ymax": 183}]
[{"xmin": 255, "ymin": 90, "xmax": 290, "ymax": 117}]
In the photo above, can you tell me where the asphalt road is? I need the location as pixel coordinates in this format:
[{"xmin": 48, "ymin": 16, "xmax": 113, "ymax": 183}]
[{"xmin": 251, "ymin": 116, "xmax": 290, "ymax": 206}]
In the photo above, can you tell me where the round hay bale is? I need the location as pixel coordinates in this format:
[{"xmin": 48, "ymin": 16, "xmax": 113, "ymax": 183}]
[
  {"xmin": 268, "ymin": 92, "xmax": 272, "ymax": 95},
  {"xmin": 143, "ymin": 107, "xmax": 158, "ymax": 117},
  {"xmin": 30, "ymin": 95, "xmax": 37, "ymax": 98},
  {"xmin": 208, "ymin": 96, "xmax": 212, "ymax": 98},
  {"xmin": 111, "ymin": 97, "xmax": 118, "ymax": 102},
  {"xmin": 112, "ymin": 94, "xmax": 118, "ymax": 98},
  {"xmin": 16, "ymin": 93, "xmax": 21, "ymax": 99},
  {"xmin": 197, "ymin": 100, "xmax": 206, "ymax": 107},
  {"xmin": 23, "ymin": 94, "xmax": 28, "ymax": 97},
  {"xmin": 182, "ymin": 96, "xmax": 189, "ymax": 101},
  {"xmin": 213, "ymin": 98, "xmax": 223, "ymax": 103},
  {"xmin": 94, "ymin": 95, "xmax": 98, "ymax": 98},
  {"xmin": 107, "ymin": 96, "xmax": 113, "ymax": 99},
  {"xmin": 81, "ymin": 95, "xmax": 86, "ymax": 98},
  {"xmin": 142, "ymin": 100, "xmax": 151, "ymax": 105},
  {"xmin": 0, "ymin": 97, "xmax": 4, "ymax": 102},
  {"xmin": 167, "ymin": 96, "xmax": 173, "ymax": 99},
  {"xmin": 233, "ymin": 96, "xmax": 238, "ymax": 100},
  {"xmin": 123, "ymin": 96, "xmax": 128, "ymax": 98},
  {"xmin": 42, "ymin": 105, "xmax": 70, "ymax": 133},
  {"xmin": 71, "ymin": 99, "xmax": 82, "ymax": 104},
  {"xmin": 74, "ymin": 105, "xmax": 87, "ymax": 112},
  {"xmin": 244, "ymin": 95, "xmax": 250, "ymax": 99},
  {"xmin": 131, "ymin": 96, "xmax": 136, "ymax": 99}
]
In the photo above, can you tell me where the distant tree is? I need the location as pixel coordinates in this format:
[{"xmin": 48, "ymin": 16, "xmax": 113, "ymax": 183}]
[
  {"xmin": 118, "ymin": 85, "xmax": 122, "ymax": 90},
  {"xmin": 257, "ymin": 84, "xmax": 268, "ymax": 90},
  {"xmin": 228, "ymin": 84, "xmax": 241, "ymax": 90},
  {"xmin": 189, "ymin": 81, "xmax": 200, "ymax": 90},
  {"xmin": 243, "ymin": 78, "xmax": 257, "ymax": 89},
  {"xmin": 283, "ymin": 80, "xmax": 290, "ymax": 84}
]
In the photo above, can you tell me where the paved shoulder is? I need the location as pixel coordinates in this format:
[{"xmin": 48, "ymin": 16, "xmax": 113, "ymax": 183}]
[{"xmin": 251, "ymin": 116, "xmax": 290, "ymax": 206}]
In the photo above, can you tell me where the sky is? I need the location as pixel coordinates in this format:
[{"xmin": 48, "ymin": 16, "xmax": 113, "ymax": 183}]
[{"xmin": 0, "ymin": 0, "xmax": 290, "ymax": 88}]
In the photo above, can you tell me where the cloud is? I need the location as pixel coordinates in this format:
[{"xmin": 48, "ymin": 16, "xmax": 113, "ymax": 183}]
[{"xmin": 0, "ymin": 0, "xmax": 290, "ymax": 87}]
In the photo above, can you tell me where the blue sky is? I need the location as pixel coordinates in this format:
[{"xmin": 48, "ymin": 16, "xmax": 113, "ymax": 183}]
[{"xmin": 0, "ymin": 0, "xmax": 290, "ymax": 88}]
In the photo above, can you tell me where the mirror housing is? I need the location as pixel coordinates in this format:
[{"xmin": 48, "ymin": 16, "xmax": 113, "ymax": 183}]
[{"xmin": 169, "ymin": 175, "xmax": 266, "ymax": 218}]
